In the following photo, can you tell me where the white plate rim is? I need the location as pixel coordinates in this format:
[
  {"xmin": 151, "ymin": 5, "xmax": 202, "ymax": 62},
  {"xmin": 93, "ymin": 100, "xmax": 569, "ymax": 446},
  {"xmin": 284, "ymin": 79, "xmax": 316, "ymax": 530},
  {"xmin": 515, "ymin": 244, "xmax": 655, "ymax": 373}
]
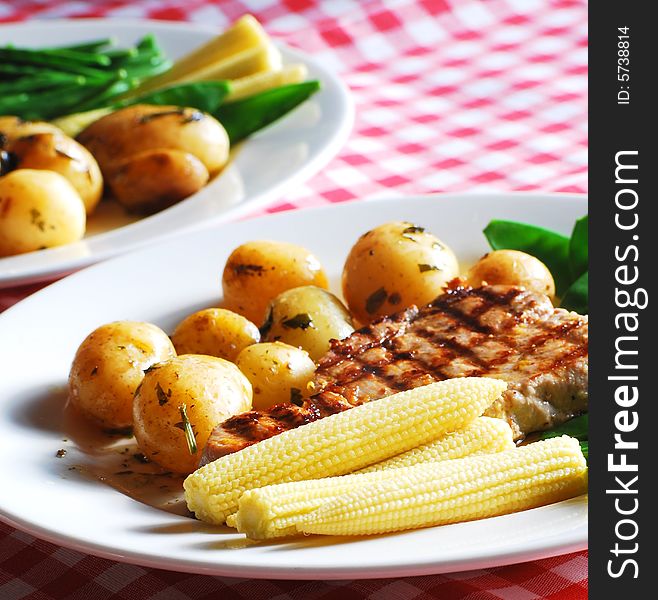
[
  {"xmin": 0, "ymin": 192, "xmax": 588, "ymax": 580},
  {"xmin": 0, "ymin": 18, "xmax": 354, "ymax": 288},
  {"xmin": 0, "ymin": 500, "xmax": 587, "ymax": 579}
]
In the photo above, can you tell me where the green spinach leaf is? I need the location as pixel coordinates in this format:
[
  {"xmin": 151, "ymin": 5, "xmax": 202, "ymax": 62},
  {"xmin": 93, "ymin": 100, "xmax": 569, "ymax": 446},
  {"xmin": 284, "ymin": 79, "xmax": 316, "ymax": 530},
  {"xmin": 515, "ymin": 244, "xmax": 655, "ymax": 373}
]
[
  {"xmin": 535, "ymin": 414, "xmax": 588, "ymax": 441},
  {"xmin": 569, "ymin": 215, "xmax": 588, "ymax": 280},
  {"xmin": 560, "ymin": 271, "xmax": 588, "ymax": 314},
  {"xmin": 123, "ymin": 80, "xmax": 231, "ymax": 114},
  {"xmin": 215, "ymin": 80, "xmax": 321, "ymax": 145}
]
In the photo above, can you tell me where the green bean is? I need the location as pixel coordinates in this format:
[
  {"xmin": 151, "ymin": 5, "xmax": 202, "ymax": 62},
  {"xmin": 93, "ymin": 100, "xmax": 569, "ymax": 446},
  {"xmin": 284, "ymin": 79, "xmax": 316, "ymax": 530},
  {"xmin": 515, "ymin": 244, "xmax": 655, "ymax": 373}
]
[
  {"xmin": 42, "ymin": 47, "xmax": 112, "ymax": 66},
  {"xmin": 112, "ymin": 54, "xmax": 167, "ymax": 70},
  {"xmin": 73, "ymin": 78, "xmax": 136, "ymax": 113},
  {"xmin": 0, "ymin": 64, "xmax": 113, "ymax": 86},
  {"xmin": 0, "ymin": 64, "xmax": 66, "ymax": 76},
  {"xmin": 0, "ymin": 73, "xmax": 85, "ymax": 94},
  {"xmin": 2, "ymin": 83, "xmax": 101, "ymax": 120},
  {"xmin": 103, "ymin": 47, "xmax": 138, "ymax": 60},
  {"xmin": 0, "ymin": 91, "xmax": 30, "ymax": 108},
  {"xmin": 0, "ymin": 46, "xmax": 110, "ymax": 68},
  {"xmin": 52, "ymin": 38, "xmax": 114, "ymax": 53},
  {"xmin": 0, "ymin": 84, "xmax": 82, "ymax": 114},
  {"xmin": 136, "ymin": 34, "xmax": 158, "ymax": 52},
  {"xmin": 0, "ymin": 33, "xmax": 174, "ymax": 118},
  {"xmin": 121, "ymin": 59, "xmax": 172, "ymax": 81},
  {"xmin": 0, "ymin": 48, "xmax": 114, "ymax": 78},
  {"xmin": 108, "ymin": 48, "xmax": 162, "ymax": 66}
]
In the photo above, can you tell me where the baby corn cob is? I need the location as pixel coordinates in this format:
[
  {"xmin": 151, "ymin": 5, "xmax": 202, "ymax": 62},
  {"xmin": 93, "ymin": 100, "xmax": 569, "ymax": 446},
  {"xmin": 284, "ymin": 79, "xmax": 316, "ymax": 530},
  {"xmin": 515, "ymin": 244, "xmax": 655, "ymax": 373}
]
[
  {"xmin": 53, "ymin": 107, "xmax": 113, "ymax": 137},
  {"xmin": 296, "ymin": 436, "xmax": 588, "ymax": 537},
  {"xmin": 229, "ymin": 417, "xmax": 514, "ymax": 539},
  {"xmin": 184, "ymin": 377, "xmax": 506, "ymax": 524},
  {"xmin": 226, "ymin": 64, "xmax": 308, "ymax": 102},
  {"xmin": 358, "ymin": 416, "xmax": 514, "ymax": 473},
  {"xmin": 230, "ymin": 471, "xmax": 389, "ymax": 538},
  {"xmin": 123, "ymin": 15, "xmax": 269, "ymax": 97},
  {"xmin": 174, "ymin": 44, "xmax": 282, "ymax": 85}
]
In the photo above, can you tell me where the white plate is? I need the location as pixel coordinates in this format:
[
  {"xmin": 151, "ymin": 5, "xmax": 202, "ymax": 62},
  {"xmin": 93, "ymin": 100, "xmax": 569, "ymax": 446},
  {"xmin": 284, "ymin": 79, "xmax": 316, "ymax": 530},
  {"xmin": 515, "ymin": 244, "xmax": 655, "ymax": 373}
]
[
  {"xmin": 0, "ymin": 19, "xmax": 353, "ymax": 289},
  {"xmin": 0, "ymin": 193, "xmax": 588, "ymax": 579}
]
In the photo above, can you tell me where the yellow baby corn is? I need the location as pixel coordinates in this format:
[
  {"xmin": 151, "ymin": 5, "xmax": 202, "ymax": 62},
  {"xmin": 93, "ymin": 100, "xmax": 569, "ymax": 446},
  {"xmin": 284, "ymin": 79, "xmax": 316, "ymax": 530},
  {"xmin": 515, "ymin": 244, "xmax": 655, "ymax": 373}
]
[
  {"xmin": 228, "ymin": 417, "xmax": 514, "ymax": 538},
  {"xmin": 229, "ymin": 417, "xmax": 513, "ymax": 538},
  {"xmin": 175, "ymin": 44, "xmax": 282, "ymax": 85},
  {"xmin": 124, "ymin": 15, "xmax": 269, "ymax": 97},
  {"xmin": 358, "ymin": 416, "xmax": 514, "ymax": 473},
  {"xmin": 184, "ymin": 377, "xmax": 506, "ymax": 524},
  {"xmin": 296, "ymin": 436, "xmax": 587, "ymax": 536},
  {"xmin": 226, "ymin": 64, "xmax": 309, "ymax": 102},
  {"xmin": 230, "ymin": 471, "xmax": 385, "ymax": 538}
]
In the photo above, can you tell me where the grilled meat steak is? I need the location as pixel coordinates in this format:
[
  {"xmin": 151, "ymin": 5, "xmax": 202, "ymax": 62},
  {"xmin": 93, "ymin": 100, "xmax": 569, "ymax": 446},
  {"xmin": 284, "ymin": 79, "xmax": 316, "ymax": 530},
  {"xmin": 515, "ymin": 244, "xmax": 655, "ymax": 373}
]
[{"xmin": 201, "ymin": 283, "xmax": 588, "ymax": 465}]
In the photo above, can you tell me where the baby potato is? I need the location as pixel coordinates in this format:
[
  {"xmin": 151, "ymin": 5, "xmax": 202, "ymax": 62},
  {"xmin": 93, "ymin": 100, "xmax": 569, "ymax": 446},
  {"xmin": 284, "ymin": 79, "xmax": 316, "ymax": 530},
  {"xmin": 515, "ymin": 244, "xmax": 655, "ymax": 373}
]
[
  {"xmin": 236, "ymin": 342, "xmax": 316, "ymax": 410},
  {"xmin": 0, "ymin": 116, "xmax": 63, "ymax": 146},
  {"xmin": 133, "ymin": 355, "xmax": 252, "ymax": 473},
  {"xmin": 78, "ymin": 104, "xmax": 229, "ymax": 175},
  {"xmin": 107, "ymin": 149, "xmax": 209, "ymax": 213},
  {"xmin": 68, "ymin": 321, "xmax": 176, "ymax": 430},
  {"xmin": 10, "ymin": 132, "xmax": 103, "ymax": 215},
  {"xmin": 342, "ymin": 221, "xmax": 460, "ymax": 323},
  {"xmin": 0, "ymin": 169, "xmax": 86, "ymax": 257},
  {"xmin": 467, "ymin": 249, "xmax": 556, "ymax": 299},
  {"xmin": 222, "ymin": 240, "xmax": 329, "ymax": 324},
  {"xmin": 262, "ymin": 286, "xmax": 354, "ymax": 361},
  {"xmin": 171, "ymin": 308, "xmax": 260, "ymax": 361}
]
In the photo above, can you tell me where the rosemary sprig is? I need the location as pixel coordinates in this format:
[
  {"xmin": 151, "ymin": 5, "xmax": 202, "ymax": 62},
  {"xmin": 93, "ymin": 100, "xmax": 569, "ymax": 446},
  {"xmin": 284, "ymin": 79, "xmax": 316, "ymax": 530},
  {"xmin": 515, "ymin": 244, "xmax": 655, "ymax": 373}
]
[{"xmin": 175, "ymin": 404, "xmax": 197, "ymax": 455}]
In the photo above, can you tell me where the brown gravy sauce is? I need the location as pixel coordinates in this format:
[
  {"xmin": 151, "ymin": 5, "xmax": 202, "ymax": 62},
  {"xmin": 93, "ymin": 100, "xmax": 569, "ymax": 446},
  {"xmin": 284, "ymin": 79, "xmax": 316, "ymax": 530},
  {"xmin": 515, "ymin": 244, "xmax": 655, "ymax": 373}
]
[{"xmin": 60, "ymin": 400, "xmax": 191, "ymax": 517}]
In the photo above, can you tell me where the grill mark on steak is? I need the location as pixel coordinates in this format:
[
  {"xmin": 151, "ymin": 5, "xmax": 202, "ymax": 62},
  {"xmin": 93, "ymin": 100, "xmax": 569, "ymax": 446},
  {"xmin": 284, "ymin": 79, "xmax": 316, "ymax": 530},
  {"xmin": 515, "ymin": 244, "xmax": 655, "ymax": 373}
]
[
  {"xmin": 529, "ymin": 318, "xmax": 584, "ymax": 346},
  {"xmin": 324, "ymin": 308, "xmax": 416, "ymax": 360},
  {"xmin": 360, "ymin": 363, "xmax": 411, "ymax": 391},
  {"xmin": 226, "ymin": 412, "xmax": 268, "ymax": 442},
  {"xmin": 414, "ymin": 327, "xmax": 488, "ymax": 370},
  {"xmin": 549, "ymin": 344, "xmax": 589, "ymax": 371},
  {"xmin": 429, "ymin": 295, "xmax": 494, "ymax": 334},
  {"xmin": 200, "ymin": 283, "xmax": 588, "ymax": 464},
  {"xmin": 475, "ymin": 286, "xmax": 525, "ymax": 312}
]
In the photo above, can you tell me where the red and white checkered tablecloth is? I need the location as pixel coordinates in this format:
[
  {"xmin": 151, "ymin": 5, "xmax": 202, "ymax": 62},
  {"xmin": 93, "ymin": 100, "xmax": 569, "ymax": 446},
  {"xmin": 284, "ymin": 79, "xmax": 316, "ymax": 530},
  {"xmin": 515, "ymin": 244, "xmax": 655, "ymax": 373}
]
[{"xmin": 0, "ymin": 0, "xmax": 588, "ymax": 598}]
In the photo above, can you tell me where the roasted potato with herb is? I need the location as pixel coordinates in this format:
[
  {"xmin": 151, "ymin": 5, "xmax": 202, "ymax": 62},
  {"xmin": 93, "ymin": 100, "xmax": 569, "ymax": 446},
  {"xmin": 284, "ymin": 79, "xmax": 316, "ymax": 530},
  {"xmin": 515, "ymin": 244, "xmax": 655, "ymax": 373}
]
[
  {"xmin": 171, "ymin": 308, "xmax": 260, "ymax": 362},
  {"xmin": 342, "ymin": 221, "xmax": 460, "ymax": 323},
  {"xmin": 236, "ymin": 342, "xmax": 315, "ymax": 410},
  {"xmin": 77, "ymin": 104, "xmax": 229, "ymax": 176},
  {"xmin": 133, "ymin": 354, "xmax": 252, "ymax": 473},
  {"xmin": 0, "ymin": 169, "xmax": 86, "ymax": 257},
  {"xmin": 467, "ymin": 249, "xmax": 556, "ymax": 300},
  {"xmin": 262, "ymin": 286, "xmax": 354, "ymax": 361},
  {"xmin": 106, "ymin": 149, "xmax": 209, "ymax": 213},
  {"xmin": 68, "ymin": 321, "xmax": 176, "ymax": 430},
  {"xmin": 222, "ymin": 240, "xmax": 329, "ymax": 324},
  {"xmin": 10, "ymin": 132, "xmax": 103, "ymax": 215},
  {"xmin": 77, "ymin": 104, "xmax": 228, "ymax": 212},
  {"xmin": 0, "ymin": 116, "xmax": 63, "ymax": 147}
]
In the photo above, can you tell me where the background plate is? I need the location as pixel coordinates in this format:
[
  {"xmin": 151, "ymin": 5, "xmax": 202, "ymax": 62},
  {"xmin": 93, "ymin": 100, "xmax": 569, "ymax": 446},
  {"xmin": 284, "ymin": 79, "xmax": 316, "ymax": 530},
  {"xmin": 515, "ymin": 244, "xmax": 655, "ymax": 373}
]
[
  {"xmin": 0, "ymin": 193, "xmax": 588, "ymax": 579},
  {"xmin": 0, "ymin": 19, "xmax": 353, "ymax": 288}
]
